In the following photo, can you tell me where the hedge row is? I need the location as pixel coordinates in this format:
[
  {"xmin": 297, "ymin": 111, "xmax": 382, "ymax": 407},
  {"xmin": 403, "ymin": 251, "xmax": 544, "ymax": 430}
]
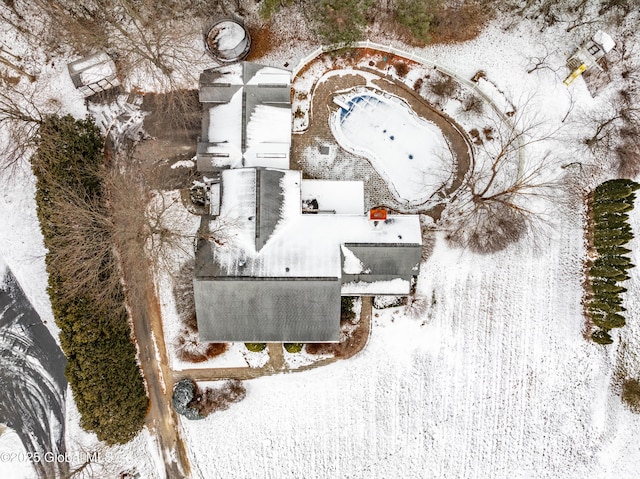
[
  {"xmin": 31, "ymin": 115, "xmax": 148, "ymax": 444},
  {"xmin": 588, "ymin": 178, "xmax": 639, "ymax": 345}
]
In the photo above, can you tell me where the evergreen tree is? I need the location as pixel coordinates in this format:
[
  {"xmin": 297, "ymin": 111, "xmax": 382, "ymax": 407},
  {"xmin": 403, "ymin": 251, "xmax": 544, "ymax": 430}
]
[
  {"xmin": 590, "ymin": 265, "xmax": 628, "ymax": 279},
  {"xmin": 308, "ymin": 0, "xmax": 373, "ymax": 46},
  {"xmin": 593, "ymin": 256, "xmax": 633, "ymax": 269},
  {"xmin": 595, "ymin": 213, "xmax": 629, "ymax": 228},
  {"xmin": 594, "ymin": 223, "xmax": 633, "ymax": 239},
  {"xmin": 594, "ymin": 235, "xmax": 631, "ymax": 249},
  {"xmin": 589, "ymin": 301, "xmax": 626, "ymax": 313},
  {"xmin": 592, "ymin": 312, "xmax": 626, "ymax": 329},
  {"xmin": 592, "ymin": 329, "xmax": 614, "ymax": 345},
  {"xmin": 592, "ymin": 279, "xmax": 626, "ymax": 294},
  {"xmin": 588, "ymin": 178, "xmax": 637, "ymax": 345},
  {"xmin": 596, "ymin": 245, "xmax": 631, "ymax": 256},
  {"xmin": 32, "ymin": 114, "xmax": 148, "ymax": 445},
  {"xmin": 593, "ymin": 201, "xmax": 633, "ymax": 216},
  {"xmin": 395, "ymin": 0, "xmax": 440, "ymax": 43}
]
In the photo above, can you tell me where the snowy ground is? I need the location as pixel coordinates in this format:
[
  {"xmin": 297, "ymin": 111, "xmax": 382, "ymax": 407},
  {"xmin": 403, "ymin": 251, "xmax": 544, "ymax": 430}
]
[
  {"xmin": 0, "ymin": 427, "xmax": 35, "ymax": 479},
  {"xmin": 181, "ymin": 221, "xmax": 640, "ymax": 478},
  {"xmin": 2, "ymin": 4, "xmax": 640, "ymax": 479},
  {"xmin": 178, "ymin": 16, "xmax": 640, "ymax": 479}
]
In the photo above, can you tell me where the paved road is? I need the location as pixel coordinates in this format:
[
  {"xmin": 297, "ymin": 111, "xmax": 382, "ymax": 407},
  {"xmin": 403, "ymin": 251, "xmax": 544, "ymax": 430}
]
[{"xmin": 0, "ymin": 266, "xmax": 68, "ymax": 479}]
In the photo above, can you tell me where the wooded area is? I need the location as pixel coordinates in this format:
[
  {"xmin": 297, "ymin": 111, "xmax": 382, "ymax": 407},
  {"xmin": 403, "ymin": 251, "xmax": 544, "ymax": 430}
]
[{"xmin": 31, "ymin": 114, "xmax": 148, "ymax": 444}]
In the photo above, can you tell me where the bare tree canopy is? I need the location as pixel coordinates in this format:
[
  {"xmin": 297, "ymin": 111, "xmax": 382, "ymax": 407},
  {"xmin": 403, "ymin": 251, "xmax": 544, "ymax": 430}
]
[{"xmin": 443, "ymin": 100, "xmax": 561, "ymax": 253}]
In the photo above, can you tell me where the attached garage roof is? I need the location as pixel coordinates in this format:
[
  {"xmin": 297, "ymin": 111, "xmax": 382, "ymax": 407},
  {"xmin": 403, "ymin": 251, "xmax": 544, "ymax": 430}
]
[{"xmin": 194, "ymin": 277, "xmax": 341, "ymax": 342}]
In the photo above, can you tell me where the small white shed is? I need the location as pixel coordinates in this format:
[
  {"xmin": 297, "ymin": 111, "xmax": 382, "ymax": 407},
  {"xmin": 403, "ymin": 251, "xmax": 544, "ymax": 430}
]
[{"xmin": 67, "ymin": 52, "xmax": 120, "ymax": 97}]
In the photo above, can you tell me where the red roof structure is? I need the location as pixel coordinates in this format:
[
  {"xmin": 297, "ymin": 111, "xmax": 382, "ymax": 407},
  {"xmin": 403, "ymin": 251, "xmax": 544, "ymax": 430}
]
[{"xmin": 369, "ymin": 209, "xmax": 387, "ymax": 220}]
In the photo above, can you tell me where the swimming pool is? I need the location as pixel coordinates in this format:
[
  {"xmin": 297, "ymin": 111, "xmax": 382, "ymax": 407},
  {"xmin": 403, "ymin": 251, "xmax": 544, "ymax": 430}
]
[{"xmin": 331, "ymin": 88, "xmax": 454, "ymax": 204}]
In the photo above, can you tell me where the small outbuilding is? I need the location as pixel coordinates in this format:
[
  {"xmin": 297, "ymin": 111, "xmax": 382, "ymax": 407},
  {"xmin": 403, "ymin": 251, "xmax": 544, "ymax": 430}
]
[
  {"xmin": 67, "ymin": 52, "xmax": 120, "ymax": 97},
  {"xmin": 564, "ymin": 30, "xmax": 615, "ymax": 86},
  {"xmin": 205, "ymin": 18, "xmax": 251, "ymax": 64}
]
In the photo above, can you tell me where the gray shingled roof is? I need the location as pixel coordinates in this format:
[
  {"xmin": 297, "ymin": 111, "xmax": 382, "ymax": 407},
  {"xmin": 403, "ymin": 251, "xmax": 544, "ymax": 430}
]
[
  {"xmin": 341, "ymin": 243, "xmax": 421, "ymax": 281},
  {"xmin": 194, "ymin": 277, "xmax": 341, "ymax": 342},
  {"xmin": 197, "ymin": 62, "xmax": 291, "ymax": 173},
  {"xmin": 256, "ymin": 169, "xmax": 285, "ymax": 250}
]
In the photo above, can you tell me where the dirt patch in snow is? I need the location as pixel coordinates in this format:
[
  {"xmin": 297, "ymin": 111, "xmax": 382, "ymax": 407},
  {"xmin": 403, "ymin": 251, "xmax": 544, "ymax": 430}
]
[{"xmin": 246, "ymin": 23, "xmax": 283, "ymax": 62}]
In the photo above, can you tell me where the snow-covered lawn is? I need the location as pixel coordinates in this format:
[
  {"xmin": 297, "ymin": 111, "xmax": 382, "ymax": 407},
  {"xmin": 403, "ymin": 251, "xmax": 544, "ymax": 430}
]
[
  {"xmin": 0, "ymin": 427, "xmax": 36, "ymax": 479},
  {"xmin": 331, "ymin": 88, "xmax": 453, "ymax": 204},
  {"xmin": 3, "ymin": 1, "xmax": 640, "ymax": 477},
  {"xmin": 181, "ymin": 218, "xmax": 640, "ymax": 478}
]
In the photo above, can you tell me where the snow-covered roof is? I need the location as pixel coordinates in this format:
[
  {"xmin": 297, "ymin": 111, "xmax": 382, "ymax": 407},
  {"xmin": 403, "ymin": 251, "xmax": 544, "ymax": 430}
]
[
  {"xmin": 199, "ymin": 62, "xmax": 290, "ymax": 89},
  {"xmin": 196, "ymin": 167, "xmax": 422, "ymax": 279},
  {"xmin": 341, "ymin": 278, "xmax": 410, "ymax": 295},
  {"xmin": 67, "ymin": 52, "xmax": 119, "ymax": 96},
  {"xmin": 301, "ymin": 180, "xmax": 365, "ymax": 214},
  {"xmin": 194, "ymin": 166, "xmax": 421, "ymax": 342},
  {"xmin": 593, "ymin": 30, "xmax": 615, "ymax": 53},
  {"xmin": 211, "ymin": 21, "xmax": 246, "ymax": 53},
  {"xmin": 197, "ymin": 62, "xmax": 292, "ymax": 172},
  {"xmin": 246, "ymin": 104, "xmax": 291, "ymax": 148},
  {"xmin": 67, "ymin": 52, "xmax": 115, "ymax": 79}
]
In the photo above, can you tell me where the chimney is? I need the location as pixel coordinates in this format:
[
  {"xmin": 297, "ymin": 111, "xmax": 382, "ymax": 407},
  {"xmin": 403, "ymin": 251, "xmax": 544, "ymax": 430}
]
[
  {"xmin": 369, "ymin": 209, "xmax": 387, "ymax": 229},
  {"xmin": 369, "ymin": 209, "xmax": 387, "ymax": 221}
]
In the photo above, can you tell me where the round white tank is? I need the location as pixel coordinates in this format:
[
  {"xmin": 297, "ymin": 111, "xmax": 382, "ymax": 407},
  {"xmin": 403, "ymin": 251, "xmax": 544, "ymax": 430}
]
[{"xmin": 206, "ymin": 19, "xmax": 251, "ymax": 63}]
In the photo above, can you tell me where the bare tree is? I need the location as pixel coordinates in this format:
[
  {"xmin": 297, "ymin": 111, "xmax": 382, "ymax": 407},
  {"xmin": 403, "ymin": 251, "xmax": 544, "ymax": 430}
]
[
  {"xmin": 189, "ymin": 380, "xmax": 246, "ymax": 417},
  {"xmin": 107, "ymin": 159, "xmax": 201, "ymax": 278},
  {"xmin": 0, "ymin": 85, "xmax": 43, "ymax": 173},
  {"xmin": 0, "ymin": 47, "xmax": 36, "ymax": 82},
  {"xmin": 579, "ymin": 87, "xmax": 640, "ymax": 175},
  {"xmin": 66, "ymin": 441, "xmax": 112, "ymax": 479},
  {"xmin": 525, "ymin": 43, "xmax": 561, "ymax": 75},
  {"xmin": 443, "ymin": 105, "xmax": 560, "ymax": 253},
  {"xmin": 561, "ymin": 87, "xmax": 576, "ymax": 123},
  {"xmin": 5, "ymin": 0, "xmax": 220, "ymax": 86},
  {"xmin": 44, "ymin": 180, "xmax": 125, "ymax": 311}
]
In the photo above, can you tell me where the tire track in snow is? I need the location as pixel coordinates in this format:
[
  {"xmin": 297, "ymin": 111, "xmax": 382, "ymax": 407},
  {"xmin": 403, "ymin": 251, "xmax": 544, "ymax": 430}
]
[{"xmin": 0, "ymin": 267, "xmax": 67, "ymax": 479}]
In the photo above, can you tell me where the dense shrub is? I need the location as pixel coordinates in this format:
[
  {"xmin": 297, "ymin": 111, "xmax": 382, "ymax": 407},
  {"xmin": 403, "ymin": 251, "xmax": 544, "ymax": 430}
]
[
  {"xmin": 188, "ymin": 380, "xmax": 246, "ymax": 417},
  {"xmin": 176, "ymin": 328, "xmax": 227, "ymax": 362},
  {"xmin": 430, "ymin": 74, "xmax": 458, "ymax": 98},
  {"xmin": 462, "ymin": 94, "xmax": 484, "ymax": 114},
  {"xmin": 284, "ymin": 343, "xmax": 304, "ymax": 353},
  {"xmin": 393, "ymin": 62, "xmax": 409, "ymax": 78},
  {"xmin": 341, "ymin": 296, "xmax": 356, "ymax": 322},
  {"xmin": 587, "ymin": 178, "xmax": 639, "ymax": 345},
  {"xmin": 591, "ymin": 329, "xmax": 613, "ymax": 345},
  {"xmin": 245, "ymin": 342, "xmax": 267, "ymax": 352},
  {"xmin": 621, "ymin": 379, "xmax": 640, "ymax": 413},
  {"xmin": 32, "ymin": 115, "xmax": 148, "ymax": 444},
  {"xmin": 395, "ymin": 0, "xmax": 439, "ymax": 43},
  {"xmin": 308, "ymin": 0, "xmax": 373, "ymax": 46},
  {"xmin": 172, "ymin": 379, "xmax": 205, "ymax": 420}
]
